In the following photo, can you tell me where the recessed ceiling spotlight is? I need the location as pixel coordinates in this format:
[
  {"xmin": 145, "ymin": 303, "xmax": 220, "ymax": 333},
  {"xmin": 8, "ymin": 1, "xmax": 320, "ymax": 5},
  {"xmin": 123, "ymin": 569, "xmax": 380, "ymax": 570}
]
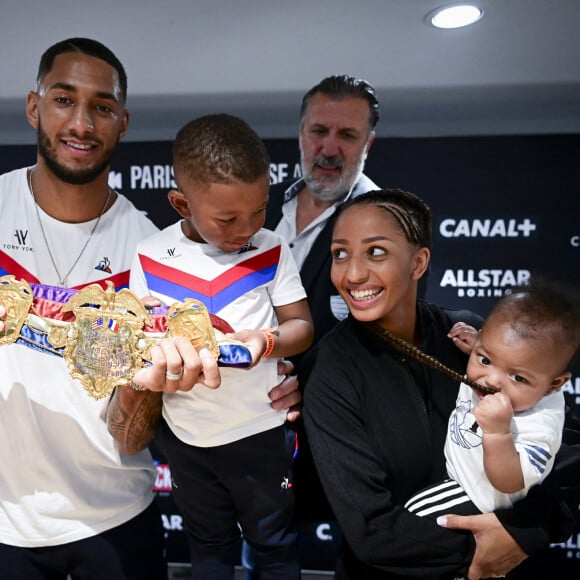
[{"xmin": 427, "ymin": 4, "xmax": 484, "ymax": 29}]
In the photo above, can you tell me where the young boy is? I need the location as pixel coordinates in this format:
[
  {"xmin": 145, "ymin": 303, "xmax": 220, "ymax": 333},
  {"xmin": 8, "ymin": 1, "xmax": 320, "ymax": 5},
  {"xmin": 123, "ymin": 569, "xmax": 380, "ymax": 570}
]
[
  {"xmin": 405, "ymin": 279, "xmax": 580, "ymax": 517},
  {"xmin": 130, "ymin": 114, "xmax": 314, "ymax": 579}
]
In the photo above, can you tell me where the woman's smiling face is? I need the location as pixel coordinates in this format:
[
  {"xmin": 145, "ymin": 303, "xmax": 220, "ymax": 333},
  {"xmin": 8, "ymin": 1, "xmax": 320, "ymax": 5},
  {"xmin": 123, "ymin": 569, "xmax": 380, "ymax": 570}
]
[{"xmin": 330, "ymin": 203, "xmax": 429, "ymax": 331}]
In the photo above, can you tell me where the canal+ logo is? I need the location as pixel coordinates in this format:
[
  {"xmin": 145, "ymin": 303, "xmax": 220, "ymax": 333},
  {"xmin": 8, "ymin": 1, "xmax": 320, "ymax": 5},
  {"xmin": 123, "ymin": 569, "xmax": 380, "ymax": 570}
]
[{"xmin": 439, "ymin": 218, "xmax": 537, "ymax": 238}]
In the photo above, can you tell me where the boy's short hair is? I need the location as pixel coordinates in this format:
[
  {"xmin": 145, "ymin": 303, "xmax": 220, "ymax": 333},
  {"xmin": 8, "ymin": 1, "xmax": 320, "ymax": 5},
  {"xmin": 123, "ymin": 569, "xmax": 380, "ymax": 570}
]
[
  {"xmin": 490, "ymin": 277, "xmax": 580, "ymax": 369},
  {"xmin": 172, "ymin": 114, "xmax": 270, "ymax": 187},
  {"xmin": 37, "ymin": 37, "xmax": 127, "ymax": 102}
]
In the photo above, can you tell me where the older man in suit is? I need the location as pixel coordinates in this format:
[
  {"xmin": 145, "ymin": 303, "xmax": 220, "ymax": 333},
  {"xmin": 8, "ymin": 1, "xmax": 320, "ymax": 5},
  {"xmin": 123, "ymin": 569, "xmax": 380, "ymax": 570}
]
[{"xmin": 265, "ymin": 75, "xmax": 380, "ymax": 357}]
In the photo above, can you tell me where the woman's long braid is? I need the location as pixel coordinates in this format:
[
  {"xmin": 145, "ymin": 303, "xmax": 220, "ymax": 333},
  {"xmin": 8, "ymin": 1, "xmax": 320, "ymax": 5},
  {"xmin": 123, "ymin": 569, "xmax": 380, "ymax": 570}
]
[{"xmin": 366, "ymin": 322, "xmax": 496, "ymax": 396}]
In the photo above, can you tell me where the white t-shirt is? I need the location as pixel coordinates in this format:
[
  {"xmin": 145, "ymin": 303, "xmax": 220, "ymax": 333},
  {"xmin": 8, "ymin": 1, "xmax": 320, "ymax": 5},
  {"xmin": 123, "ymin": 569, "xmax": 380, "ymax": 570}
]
[
  {"xmin": 275, "ymin": 193, "xmax": 338, "ymax": 270},
  {"xmin": 130, "ymin": 222, "xmax": 307, "ymax": 447},
  {"xmin": 0, "ymin": 167, "xmax": 159, "ymax": 547},
  {"xmin": 445, "ymin": 381, "xmax": 565, "ymax": 512}
]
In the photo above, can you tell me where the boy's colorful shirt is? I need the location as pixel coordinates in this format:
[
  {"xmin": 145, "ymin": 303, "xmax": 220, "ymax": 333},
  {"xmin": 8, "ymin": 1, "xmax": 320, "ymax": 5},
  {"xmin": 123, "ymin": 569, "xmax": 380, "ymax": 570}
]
[{"xmin": 130, "ymin": 222, "xmax": 307, "ymax": 448}]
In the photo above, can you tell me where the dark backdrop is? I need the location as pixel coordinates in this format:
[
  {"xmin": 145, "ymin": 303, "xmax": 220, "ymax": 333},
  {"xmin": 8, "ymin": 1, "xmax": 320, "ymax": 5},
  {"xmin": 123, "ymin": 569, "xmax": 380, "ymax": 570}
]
[{"xmin": 2, "ymin": 134, "xmax": 579, "ymax": 575}]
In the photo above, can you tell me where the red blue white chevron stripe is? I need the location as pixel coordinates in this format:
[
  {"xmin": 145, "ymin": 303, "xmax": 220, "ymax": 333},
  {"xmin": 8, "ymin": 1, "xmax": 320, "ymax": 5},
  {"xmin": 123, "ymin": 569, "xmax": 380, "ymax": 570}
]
[{"xmin": 139, "ymin": 245, "xmax": 281, "ymax": 314}]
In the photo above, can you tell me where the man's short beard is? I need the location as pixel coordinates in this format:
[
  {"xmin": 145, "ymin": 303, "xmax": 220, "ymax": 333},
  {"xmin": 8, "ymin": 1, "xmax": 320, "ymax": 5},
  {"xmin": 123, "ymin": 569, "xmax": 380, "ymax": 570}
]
[
  {"xmin": 301, "ymin": 153, "xmax": 365, "ymax": 202},
  {"xmin": 37, "ymin": 124, "xmax": 116, "ymax": 185},
  {"xmin": 303, "ymin": 175, "xmax": 350, "ymax": 202}
]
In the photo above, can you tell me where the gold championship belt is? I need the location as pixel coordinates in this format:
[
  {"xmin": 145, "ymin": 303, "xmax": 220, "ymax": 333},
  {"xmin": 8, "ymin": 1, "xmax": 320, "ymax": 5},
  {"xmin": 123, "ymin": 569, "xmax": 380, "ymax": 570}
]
[
  {"xmin": 0, "ymin": 276, "xmax": 247, "ymax": 400},
  {"xmin": 0, "ymin": 276, "xmax": 34, "ymax": 346}
]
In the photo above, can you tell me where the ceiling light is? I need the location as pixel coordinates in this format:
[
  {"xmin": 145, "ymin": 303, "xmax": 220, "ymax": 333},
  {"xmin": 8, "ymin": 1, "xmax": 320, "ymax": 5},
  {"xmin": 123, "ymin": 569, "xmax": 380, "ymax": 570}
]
[{"xmin": 428, "ymin": 4, "xmax": 484, "ymax": 29}]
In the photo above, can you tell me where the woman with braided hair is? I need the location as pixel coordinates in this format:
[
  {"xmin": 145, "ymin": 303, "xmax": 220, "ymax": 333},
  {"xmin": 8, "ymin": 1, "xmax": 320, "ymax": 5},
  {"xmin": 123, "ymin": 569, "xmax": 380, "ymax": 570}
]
[{"xmin": 302, "ymin": 189, "xmax": 579, "ymax": 580}]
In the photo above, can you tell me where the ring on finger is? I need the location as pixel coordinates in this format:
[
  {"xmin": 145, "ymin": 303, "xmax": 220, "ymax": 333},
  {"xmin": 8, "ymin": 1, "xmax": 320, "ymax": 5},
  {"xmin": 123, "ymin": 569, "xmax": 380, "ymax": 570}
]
[{"xmin": 166, "ymin": 369, "xmax": 184, "ymax": 381}]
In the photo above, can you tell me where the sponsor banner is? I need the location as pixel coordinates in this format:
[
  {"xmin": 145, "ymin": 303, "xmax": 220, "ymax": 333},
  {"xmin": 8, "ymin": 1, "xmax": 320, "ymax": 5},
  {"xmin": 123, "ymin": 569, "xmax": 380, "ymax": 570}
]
[
  {"xmin": 2, "ymin": 134, "xmax": 579, "ymax": 573},
  {"xmin": 439, "ymin": 218, "xmax": 537, "ymax": 239},
  {"xmin": 155, "ymin": 494, "xmax": 193, "ymax": 565},
  {"xmin": 564, "ymin": 377, "xmax": 580, "ymax": 407},
  {"xmin": 154, "ymin": 462, "xmax": 173, "ymax": 493}
]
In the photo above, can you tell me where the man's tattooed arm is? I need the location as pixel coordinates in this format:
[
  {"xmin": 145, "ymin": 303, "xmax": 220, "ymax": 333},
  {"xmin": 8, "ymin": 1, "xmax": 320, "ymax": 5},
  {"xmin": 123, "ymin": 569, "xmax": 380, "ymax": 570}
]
[{"xmin": 106, "ymin": 387, "xmax": 163, "ymax": 455}]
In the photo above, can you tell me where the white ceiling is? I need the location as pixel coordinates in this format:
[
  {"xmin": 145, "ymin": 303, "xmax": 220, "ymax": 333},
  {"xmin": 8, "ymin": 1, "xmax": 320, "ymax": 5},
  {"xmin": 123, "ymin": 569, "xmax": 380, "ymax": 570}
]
[{"xmin": 1, "ymin": 0, "xmax": 579, "ymax": 144}]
